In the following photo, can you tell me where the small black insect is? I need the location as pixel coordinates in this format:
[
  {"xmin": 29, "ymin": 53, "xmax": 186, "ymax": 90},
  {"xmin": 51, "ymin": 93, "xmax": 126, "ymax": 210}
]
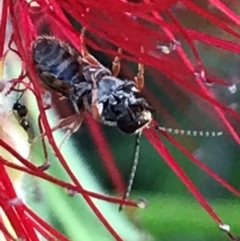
[
  {"xmin": 12, "ymin": 102, "xmax": 30, "ymax": 131},
  {"xmin": 32, "ymin": 29, "xmax": 222, "ymax": 211}
]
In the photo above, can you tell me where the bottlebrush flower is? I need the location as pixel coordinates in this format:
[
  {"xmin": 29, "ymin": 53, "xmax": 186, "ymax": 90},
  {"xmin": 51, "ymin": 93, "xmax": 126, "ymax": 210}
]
[{"xmin": 0, "ymin": 0, "xmax": 240, "ymax": 241}]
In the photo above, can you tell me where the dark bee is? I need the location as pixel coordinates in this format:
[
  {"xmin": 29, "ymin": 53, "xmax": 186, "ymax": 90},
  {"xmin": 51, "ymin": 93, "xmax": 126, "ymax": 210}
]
[
  {"xmin": 32, "ymin": 30, "xmax": 153, "ymax": 210},
  {"xmin": 32, "ymin": 33, "xmax": 153, "ymax": 133},
  {"xmin": 12, "ymin": 102, "xmax": 30, "ymax": 131},
  {"xmin": 31, "ymin": 29, "xmax": 222, "ymax": 211}
]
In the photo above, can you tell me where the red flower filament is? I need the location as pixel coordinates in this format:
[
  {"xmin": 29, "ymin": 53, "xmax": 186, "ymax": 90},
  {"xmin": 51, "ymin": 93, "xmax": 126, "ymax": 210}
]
[{"xmin": 0, "ymin": 0, "xmax": 239, "ymax": 240}]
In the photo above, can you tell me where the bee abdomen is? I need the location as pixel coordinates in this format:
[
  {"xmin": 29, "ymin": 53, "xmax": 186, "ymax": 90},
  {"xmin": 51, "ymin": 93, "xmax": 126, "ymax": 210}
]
[{"xmin": 32, "ymin": 36, "xmax": 84, "ymax": 88}]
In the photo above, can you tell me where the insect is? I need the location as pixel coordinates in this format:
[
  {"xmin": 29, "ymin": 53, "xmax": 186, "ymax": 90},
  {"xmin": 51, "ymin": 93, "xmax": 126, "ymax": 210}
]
[
  {"xmin": 31, "ymin": 29, "xmax": 222, "ymax": 211},
  {"xmin": 12, "ymin": 101, "xmax": 30, "ymax": 131}
]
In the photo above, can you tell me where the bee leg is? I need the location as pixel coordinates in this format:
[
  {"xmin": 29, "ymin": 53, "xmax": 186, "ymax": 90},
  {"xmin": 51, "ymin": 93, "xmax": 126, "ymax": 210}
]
[
  {"xmin": 134, "ymin": 47, "xmax": 144, "ymax": 90},
  {"xmin": 91, "ymin": 87, "xmax": 101, "ymax": 122},
  {"xmin": 69, "ymin": 82, "xmax": 92, "ymax": 114},
  {"xmin": 80, "ymin": 28, "xmax": 101, "ymax": 66},
  {"xmin": 112, "ymin": 48, "xmax": 122, "ymax": 77},
  {"xmin": 92, "ymin": 103, "xmax": 101, "ymax": 121},
  {"xmin": 32, "ymin": 112, "xmax": 84, "ymax": 149},
  {"xmin": 80, "ymin": 28, "xmax": 89, "ymax": 58},
  {"xmin": 58, "ymin": 113, "xmax": 84, "ymax": 149},
  {"xmin": 134, "ymin": 63, "xmax": 144, "ymax": 90}
]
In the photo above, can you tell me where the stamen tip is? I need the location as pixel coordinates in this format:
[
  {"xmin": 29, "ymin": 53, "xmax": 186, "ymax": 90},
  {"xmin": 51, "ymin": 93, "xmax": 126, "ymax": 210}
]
[
  {"xmin": 228, "ymin": 84, "xmax": 237, "ymax": 94},
  {"xmin": 38, "ymin": 161, "xmax": 51, "ymax": 171},
  {"xmin": 67, "ymin": 189, "xmax": 76, "ymax": 197},
  {"xmin": 219, "ymin": 223, "xmax": 230, "ymax": 232},
  {"xmin": 137, "ymin": 198, "xmax": 148, "ymax": 209},
  {"xmin": 157, "ymin": 45, "xmax": 171, "ymax": 54},
  {"xmin": 8, "ymin": 197, "xmax": 22, "ymax": 207}
]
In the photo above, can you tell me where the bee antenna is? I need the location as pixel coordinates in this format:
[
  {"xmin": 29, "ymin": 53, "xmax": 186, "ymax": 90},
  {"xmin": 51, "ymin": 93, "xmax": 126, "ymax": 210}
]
[
  {"xmin": 119, "ymin": 132, "xmax": 141, "ymax": 212},
  {"xmin": 156, "ymin": 126, "xmax": 223, "ymax": 137},
  {"xmin": 15, "ymin": 86, "xmax": 26, "ymax": 103}
]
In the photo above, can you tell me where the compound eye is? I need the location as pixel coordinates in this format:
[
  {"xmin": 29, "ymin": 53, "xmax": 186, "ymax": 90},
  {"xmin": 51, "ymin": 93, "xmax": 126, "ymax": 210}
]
[
  {"xmin": 117, "ymin": 115, "xmax": 139, "ymax": 134},
  {"xmin": 131, "ymin": 104, "xmax": 143, "ymax": 112}
]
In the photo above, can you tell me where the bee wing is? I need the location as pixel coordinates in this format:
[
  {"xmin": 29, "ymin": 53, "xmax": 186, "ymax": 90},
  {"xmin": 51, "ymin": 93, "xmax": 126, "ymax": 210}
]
[
  {"xmin": 58, "ymin": 112, "xmax": 85, "ymax": 149},
  {"xmin": 32, "ymin": 111, "xmax": 85, "ymax": 149}
]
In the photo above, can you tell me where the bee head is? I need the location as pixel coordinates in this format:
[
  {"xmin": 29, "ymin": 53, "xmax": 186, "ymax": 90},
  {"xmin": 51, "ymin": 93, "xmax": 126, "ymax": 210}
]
[{"xmin": 116, "ymin": 92, "xmax": 154, "ymax": 134}]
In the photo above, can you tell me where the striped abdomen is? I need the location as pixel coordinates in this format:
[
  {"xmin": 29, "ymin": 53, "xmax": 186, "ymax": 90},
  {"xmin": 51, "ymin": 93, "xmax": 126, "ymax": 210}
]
[{"xmin": 32, "ymin": 36, "xmax": 85, "ymax": 97}]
